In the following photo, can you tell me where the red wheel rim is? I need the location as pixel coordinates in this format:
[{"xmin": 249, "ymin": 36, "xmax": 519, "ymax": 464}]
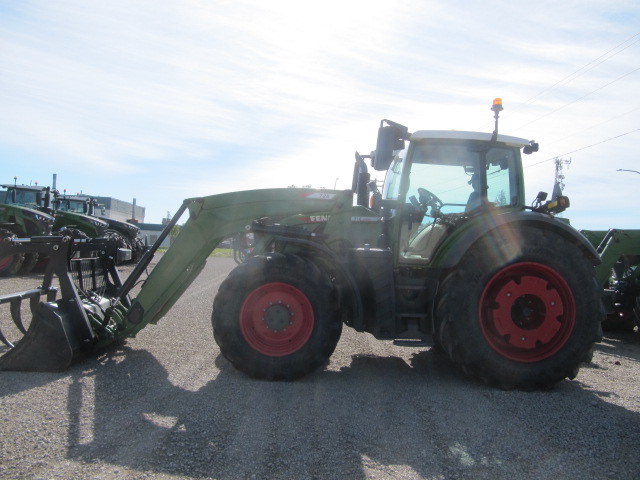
[
  {"xmin": 240, "ymin": 282, "xmax": 314, "ymax": 357},
  {"xmin": 479, "ymin": 262, "xmax": 576, "ymax": 362},
  {"xmin": 0, "ymin": 255, "xmax": 12, "ymax": 271}
]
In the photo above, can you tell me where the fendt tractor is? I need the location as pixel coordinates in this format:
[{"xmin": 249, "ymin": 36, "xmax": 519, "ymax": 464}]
[
  {"xmin": 0, "ymin": 184, "xmax": 134, "ymax": 266},
  {"xmin": 1, "ymin": 183, "xmax": 110, "ymax": 241},
  {"xmin": 0, "ymin": 184, "xmax": 54, "ymax": 275},
  {"xmin": 0, "ymin": 100, "xmax": 606, "ymax": 390},
  {"xmin": 55, "ymin": 193, "xmax": 144, "ymax": 263}
]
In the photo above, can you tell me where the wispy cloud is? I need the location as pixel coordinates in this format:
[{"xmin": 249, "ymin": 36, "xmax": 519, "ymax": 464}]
[{"xmin": 0, "ymin": 0, "xmax": 638, "ymax": 225}]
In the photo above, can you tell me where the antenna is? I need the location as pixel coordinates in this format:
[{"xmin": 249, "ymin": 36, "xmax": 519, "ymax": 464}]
[{"xmin": 552, "ymin": 157, "xmax": 571, "ymax": 200}]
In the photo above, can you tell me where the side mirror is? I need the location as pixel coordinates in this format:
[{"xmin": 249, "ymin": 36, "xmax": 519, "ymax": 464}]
[
  {"xmin": 523, "ymin": 141, "xmax": 539, "ymax": 155},
  {"xmin": 352, "ymin": 152, "xmax": 371, "ymax": 207},
  {"xmin": 372, "ymin": 120, "xmax": 408, "ymax": 171}
]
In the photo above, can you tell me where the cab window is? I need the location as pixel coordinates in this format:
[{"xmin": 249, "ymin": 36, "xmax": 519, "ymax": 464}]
[{"xmin": 407, "ymin": 141, "xmax": 517, "ymax": 214}]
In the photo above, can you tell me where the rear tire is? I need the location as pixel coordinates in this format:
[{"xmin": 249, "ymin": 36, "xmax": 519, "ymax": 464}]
[
  {"xmin": 104, "ymin": 230, "xmax": 130, "ymax": 264},
  {"xmin": 0, "ymin": 229, "xmax": 25, "ymax": 276},
  {"xmin": 436, "ymin": 227, "xmax": 603, "ymax": 390},
  {"xmin": 212, "ymin": 253, "xmax": 342, "ymax": 380},
  {"xmin": 19, "ymin": 252, "xmax": 40, "ymax": 274}
]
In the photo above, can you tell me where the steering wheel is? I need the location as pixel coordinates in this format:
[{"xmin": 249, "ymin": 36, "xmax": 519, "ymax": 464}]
[{"xmin": 417, "ymin": 188, "xmax": 443, "ymax": 211}]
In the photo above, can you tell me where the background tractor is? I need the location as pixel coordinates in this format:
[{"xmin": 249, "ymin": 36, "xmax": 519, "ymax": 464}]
[
  {"xmin": 0, "ymin": 100, "xmax": 605, "ymax": 390},
  {"xmin": 55, "ymin": 193, "xmax": 144, "ymax": 263},
  {"xmin": 0, "ymin": 183, "xmax": 134, "ymax": 264},
  {"xmin": 0, "ymin": 184, "xmax": 54, "ymax": 275}
]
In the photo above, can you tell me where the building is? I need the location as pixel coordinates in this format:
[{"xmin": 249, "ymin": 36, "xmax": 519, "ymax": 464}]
[
  {"xmin": 92, "ymin": 196, "xmax": 145, "ymax": 223},
  {"xmin": 137, "ymin": 223, "xmax": 172, "ymax": 248}
]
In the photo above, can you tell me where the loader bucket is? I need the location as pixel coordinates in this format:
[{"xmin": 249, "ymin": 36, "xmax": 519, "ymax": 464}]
[
  {"xmin": 0, "ymin": 235, "xmax": 121, "ymax": 372},
  {"xmin": 0, "ymin": 302, "xmax": 77, "ymax": 372}
]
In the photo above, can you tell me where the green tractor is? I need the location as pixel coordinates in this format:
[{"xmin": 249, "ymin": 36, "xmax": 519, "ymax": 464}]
[
  {"xmin": 49, "ymin": 191, "xmax": 111, "ymax": 240},
  {"xmin": 0, "ymin": 184, "xmax": 54, "ymax": 275},
  {"xmin": 0, "ymin": 100, "xmax": 605, "ymax": 390},
  {"xmin": 0, "ymin": 183, "xmax": 109, "ymax": 240},
  {"xmin": 0, "ymin": 184, "xmax": 133, "ymax": 264},
  {"xmin": 54, "ymin": 193, "xmax": 140, "ymax": 263}
]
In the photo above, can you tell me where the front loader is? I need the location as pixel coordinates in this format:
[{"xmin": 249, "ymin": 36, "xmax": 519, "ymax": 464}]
[
  {"xmin": 0, "ymin": 100, "xmax": 604, "ymax": 389},
  {"xmin": 581, "ymin": 229, "xmax": 640, "ymax": 331}
]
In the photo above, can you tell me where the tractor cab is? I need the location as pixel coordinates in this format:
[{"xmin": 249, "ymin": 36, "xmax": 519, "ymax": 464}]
[
  {"xmin": 380, "ymin": 130, "xmax": 530, "ymax": 261},
  {"xmin": 356, "ymin": 106, "xmax": 539, "ymax": 264},
  {"xmin": 54, "ymin": 193, "xmax": 104, "ymax": 216},
  {"xmin": 1, "ymin": 184, "xmax": 49, "ymax": 209}
]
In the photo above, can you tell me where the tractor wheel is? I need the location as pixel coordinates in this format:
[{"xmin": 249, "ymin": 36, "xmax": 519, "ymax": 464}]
[
  {"xmin": 212, "ymin": 253, "xmax": 342, "ymax": 380},
  {"xmin": 0, "ymin": 229, "xmax": 25, "ymax": 276},
  {"xmin": 104, "ymin": 230, "xmax": 130, "ymax": 264},
  {"xmin": 19, "ymin": 252, "xmax": 40, "ymax": 274},
  {"xmin": 131, "ymin": 236, "xmax": 146, "ymax": 263},
  {"xmin": 436, "ymin": 226, "xmax": 603, "ymax": 390}
]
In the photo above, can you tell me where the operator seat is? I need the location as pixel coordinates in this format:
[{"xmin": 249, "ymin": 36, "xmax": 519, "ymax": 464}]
[{"xmin": 401, "ymin": 219, "xmax": 448, "ymax": 262}]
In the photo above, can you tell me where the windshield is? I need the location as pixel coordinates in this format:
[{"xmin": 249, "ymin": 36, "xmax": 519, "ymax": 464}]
[
  {"xmin": 1, "ymin": 188, "xmax": 39, "ymax": 206},
  {"xmin": 57, "ymin": 199, "xmax": 87, "ymax": 213},
  {"xmin": 407, "ymin": 140, "xmax": 519, "ymax": 214}
]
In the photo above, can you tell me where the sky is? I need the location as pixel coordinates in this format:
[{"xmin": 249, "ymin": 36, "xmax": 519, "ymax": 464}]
[{"xmin": 0, "ymin": 0, "xmax": 638, "ymax": 228}]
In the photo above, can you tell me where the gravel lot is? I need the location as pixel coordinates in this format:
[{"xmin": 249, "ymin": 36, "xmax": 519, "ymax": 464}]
[{"xmin": 1, "ymin": 255, "xmax": 639, "ymax": 480}]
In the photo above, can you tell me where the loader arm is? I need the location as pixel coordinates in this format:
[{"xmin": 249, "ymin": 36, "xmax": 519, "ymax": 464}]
[
  {"xmin": 118, "ymin": 188, "xmax": 352, "ymax": 338},
  {"xmin": 0, "ymin": 188, "xmax": 352, "ymax": 372}
]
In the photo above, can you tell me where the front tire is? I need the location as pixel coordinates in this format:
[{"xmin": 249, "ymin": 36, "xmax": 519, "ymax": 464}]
[
  {"xmin": 212, "ymin": 253, "xmax": 342, "ymax": 380},
  {"xmin": 436, "ymin": 227, "xmax": 603, "ymax": 390}
]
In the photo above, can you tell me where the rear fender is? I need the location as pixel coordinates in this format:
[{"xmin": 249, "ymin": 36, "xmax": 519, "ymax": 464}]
[{"xmin": 431, "ymin": 211, "xmax": 600, "ymax": 269}]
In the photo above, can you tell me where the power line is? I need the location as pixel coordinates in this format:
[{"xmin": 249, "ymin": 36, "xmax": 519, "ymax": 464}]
[
  {"xmin": 477, "ymin": 31, "xmax": 640, "ymax": 130},
  {"xmin": 512, "ymin": 32, "xmax": 640, "ymax": 114},
  {"xmin": 512, "ymin": 66, "xmax": 640, "ymax": 132},
  {"xmin": 544, "ymin": 105, "xmax": 640, "ymax": 147},
  {"xmin": 524, "ymin": 128, "xmax": 640, "ymax": 169}
]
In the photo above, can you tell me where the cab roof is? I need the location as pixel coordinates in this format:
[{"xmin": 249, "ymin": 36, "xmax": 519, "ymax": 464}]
[
  {"xmin": 410, "ymin": 130, "xmax": 530, "ymax": 148},
  {"xmin": 0, "ymin": 184, "xmax": 46, "ymax": 191}
]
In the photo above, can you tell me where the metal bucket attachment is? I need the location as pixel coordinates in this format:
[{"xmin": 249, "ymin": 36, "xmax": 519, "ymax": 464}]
[
  {"xmin": 0, "ymin": 302, "xmax": 79, "ymax": 372},
  {"xmin": 0, "ymin": 235, "xmax": 117, "ymax": 372}
]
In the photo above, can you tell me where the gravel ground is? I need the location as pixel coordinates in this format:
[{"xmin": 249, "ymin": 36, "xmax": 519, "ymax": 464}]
[{"xmin": 0, "ymin": 255, "xmax": 639, "ymax": 480}]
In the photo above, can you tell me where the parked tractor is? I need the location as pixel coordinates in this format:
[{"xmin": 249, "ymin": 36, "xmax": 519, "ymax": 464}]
[
  {"xmin": 0, "ymin": 100, "xmax": 605, "ymax": 390},
  {"xmin": 49, "ymin": 191, "xmax": 110, "ymax": 239},
  {"xmin": 56, "ymin": 193, "xmax": 144, "ymax": 263},
  {"xmin": 0, "ymin": 184, "xmax": 133, "ymax": 265},
  {"xmin": 0, "ymin": 184, "xmax": 54, "ymax": 275}
]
